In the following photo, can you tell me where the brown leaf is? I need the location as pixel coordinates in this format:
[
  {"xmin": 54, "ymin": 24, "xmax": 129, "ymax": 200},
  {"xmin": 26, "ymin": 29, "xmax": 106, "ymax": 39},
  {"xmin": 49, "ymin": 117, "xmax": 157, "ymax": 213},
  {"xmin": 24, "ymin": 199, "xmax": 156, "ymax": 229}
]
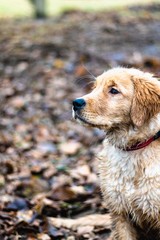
[
  {"xmin": 17, "ymin": 210, "xmax": 33, "ymax": 223},
  {"xmin": 53, "ymin": 186, "xmax": 77, "ymax": 201},
  {"xmin": 75, "ymin": 165, "xmax": 91, "ymax": 177},
  {"xmin": 9, "ymin": 96, "xmax": 26, "ymax": 108},
  {"xmin": 77, "ymin": 225, "xmax": 94, "ymax": 235},
  {"xmin": 59, "ymin": 141, "xmax": 81, "ymax": 155},
  {"xmin": 0, "ymin": 174, "xmax": 5, "ymax": 186},
  {"xmin": 37, "ymin": 233, "xmax": 51, "ymax": 240},
  {"xmin": 48, "ymin": 214, "xmax": 111, "ymax": 231}
]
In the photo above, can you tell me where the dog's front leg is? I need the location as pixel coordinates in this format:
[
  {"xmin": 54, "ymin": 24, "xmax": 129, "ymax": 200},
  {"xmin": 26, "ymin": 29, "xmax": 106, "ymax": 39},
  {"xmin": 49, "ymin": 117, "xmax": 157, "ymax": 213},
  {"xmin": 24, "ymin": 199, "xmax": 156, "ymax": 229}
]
[{"xmin": 110, "ymin": 214, "xmax": 138, "ymax": 240}]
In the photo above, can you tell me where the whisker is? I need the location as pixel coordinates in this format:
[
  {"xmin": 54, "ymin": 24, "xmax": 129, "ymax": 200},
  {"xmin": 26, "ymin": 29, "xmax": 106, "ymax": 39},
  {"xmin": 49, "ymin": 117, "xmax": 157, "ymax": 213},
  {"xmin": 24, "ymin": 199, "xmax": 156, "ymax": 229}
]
[
  {"xmin": 74, "ymin": 75, "xmax": 95, "ymax": 84},
  {"xmin": 75, "ymin": 79, "xmax": 94, "ymax": 89},
  {"xmin": 83, "ymin": 80, "xmax": 95, "ymax": 88},
  {"xmin": 81, "ymin": 64, "xmax": 96, "ymax": 80}
]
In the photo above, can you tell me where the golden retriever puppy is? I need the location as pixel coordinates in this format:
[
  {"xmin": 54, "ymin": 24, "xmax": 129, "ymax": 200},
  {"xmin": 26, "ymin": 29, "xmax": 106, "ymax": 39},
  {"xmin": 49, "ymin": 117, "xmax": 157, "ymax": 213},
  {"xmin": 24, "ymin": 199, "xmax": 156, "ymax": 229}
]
[{"xmin": 72, "ymin": 67, "xmax": 160, "ymax": 240}]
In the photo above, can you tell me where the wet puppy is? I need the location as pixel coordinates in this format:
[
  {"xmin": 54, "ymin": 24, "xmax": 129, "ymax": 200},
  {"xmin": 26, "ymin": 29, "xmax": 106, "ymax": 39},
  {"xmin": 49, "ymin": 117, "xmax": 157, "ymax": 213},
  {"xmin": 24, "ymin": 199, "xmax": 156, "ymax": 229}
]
[{"xmin": 72, "ymin": 67, "xmax": 160, "ymax": 240}]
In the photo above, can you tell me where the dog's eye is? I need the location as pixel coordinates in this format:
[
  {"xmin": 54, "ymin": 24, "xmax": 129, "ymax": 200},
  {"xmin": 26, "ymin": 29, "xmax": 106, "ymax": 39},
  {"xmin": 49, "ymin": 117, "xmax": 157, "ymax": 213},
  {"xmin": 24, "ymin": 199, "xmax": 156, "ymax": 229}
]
[{"xmin": 109, "ymin": 88, "xmax": 120, "ymax": 94}]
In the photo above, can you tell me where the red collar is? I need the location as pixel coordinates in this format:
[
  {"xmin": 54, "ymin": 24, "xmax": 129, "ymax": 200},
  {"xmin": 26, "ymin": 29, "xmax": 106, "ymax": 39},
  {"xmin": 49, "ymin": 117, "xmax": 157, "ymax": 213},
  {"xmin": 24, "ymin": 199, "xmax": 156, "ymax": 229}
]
[{"xmin": 124, "ymin": 130, "xmax": 160, "ymax": 151}]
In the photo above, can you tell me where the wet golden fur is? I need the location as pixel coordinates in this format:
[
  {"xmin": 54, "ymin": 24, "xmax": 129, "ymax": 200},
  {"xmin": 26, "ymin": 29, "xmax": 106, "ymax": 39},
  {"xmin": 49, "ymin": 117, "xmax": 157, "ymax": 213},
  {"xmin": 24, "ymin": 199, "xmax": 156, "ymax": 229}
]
[{"xmin": 73, "ymin": 67, "xmax": 160, "ymax": 239}]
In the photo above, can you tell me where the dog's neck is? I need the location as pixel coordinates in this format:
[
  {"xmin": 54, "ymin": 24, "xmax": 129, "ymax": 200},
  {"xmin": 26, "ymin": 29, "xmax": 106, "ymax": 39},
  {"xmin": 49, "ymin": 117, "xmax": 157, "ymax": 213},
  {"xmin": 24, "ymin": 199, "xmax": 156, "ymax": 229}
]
[{"xmin": 105, "ymin": 113, "xmax": 160, "ymax": 150}]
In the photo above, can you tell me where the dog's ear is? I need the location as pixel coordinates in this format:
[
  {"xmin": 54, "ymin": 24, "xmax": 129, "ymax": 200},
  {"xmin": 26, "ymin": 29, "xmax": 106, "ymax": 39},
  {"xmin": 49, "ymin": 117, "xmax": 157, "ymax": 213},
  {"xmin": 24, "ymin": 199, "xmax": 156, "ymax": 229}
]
[{"xmin": 131, "ymin": 77, "xmax": 160, "ymax": 127}]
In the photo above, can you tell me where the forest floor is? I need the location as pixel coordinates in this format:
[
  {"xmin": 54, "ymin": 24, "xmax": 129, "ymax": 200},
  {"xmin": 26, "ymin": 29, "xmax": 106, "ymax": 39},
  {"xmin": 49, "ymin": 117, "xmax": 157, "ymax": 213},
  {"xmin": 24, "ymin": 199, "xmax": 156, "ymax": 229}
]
[{"xmin": 0, "ymin": 3, "xmax": 160, "ymax": 240}]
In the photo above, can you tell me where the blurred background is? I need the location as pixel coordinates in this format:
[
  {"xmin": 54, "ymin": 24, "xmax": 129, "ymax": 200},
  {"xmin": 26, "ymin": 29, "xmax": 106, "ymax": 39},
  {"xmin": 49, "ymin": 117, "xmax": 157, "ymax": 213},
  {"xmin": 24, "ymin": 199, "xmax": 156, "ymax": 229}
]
[
  {"xmin": 0, "ymin": 0, "xmax": 159, "ymax": 17},
  {"xmin": 0, "ymin": 1, "xmax": 160, "ymax": 239}
]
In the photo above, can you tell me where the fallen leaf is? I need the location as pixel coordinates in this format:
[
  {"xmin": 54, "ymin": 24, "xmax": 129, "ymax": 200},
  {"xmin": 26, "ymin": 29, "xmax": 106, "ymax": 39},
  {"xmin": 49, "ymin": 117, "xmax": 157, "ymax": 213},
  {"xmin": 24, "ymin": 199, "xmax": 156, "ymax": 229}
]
[
  {"xmin": 77, "ymin": 225, "xmax": 94, "ymax": 235},
  {"xmin": 48, "ymin": 214, "xmax": 111, "ymax": 231},
  {"xmin": 17, "ymin": 210, "xmax": 33, "ymax": 223},
  {"xmin": 37, "ymin": 233, "xmax": 51, "ymax": 240},
  {"xmin": 9, "ymin": 96, "xmax": 26, "ymax": 108},
  {"xmin": 76, "ymin": 165, "xmax": 91, "ymax": 177},
  {"xmin": 0, "ymin": 175, "xmax": 5, "ymax": 186},
  {"xmin": 59, "ymin": 141, "xmax": 81, "ymax": 155}
]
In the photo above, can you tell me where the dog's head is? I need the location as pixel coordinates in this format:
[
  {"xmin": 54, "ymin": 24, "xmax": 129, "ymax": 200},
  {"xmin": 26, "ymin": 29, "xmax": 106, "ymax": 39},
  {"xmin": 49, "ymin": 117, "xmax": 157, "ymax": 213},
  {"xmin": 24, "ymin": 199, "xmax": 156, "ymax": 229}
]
[{"xmin": 73, "ymin": 67, "xmax": 160, "ymax": 130}]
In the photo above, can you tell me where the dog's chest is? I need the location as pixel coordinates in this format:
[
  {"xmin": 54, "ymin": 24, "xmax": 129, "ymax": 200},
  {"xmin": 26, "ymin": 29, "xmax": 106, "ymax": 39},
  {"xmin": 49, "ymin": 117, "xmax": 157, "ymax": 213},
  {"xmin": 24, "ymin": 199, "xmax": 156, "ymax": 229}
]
[
  {"xmin": 98, "ymin": 142, "xmax": 160, "ymax": 218},
  {"xmin": 98, "ymin": 146, "xmax": 136, "ymax": 211}
]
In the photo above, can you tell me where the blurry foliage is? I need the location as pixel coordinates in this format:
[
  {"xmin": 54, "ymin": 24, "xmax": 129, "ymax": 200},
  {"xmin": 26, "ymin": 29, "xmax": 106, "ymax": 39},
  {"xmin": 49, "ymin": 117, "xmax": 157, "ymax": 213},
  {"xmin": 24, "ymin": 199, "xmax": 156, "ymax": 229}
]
[{"xmin": 0, "ymin": 0, "xmax": 160, "ymax": 18}]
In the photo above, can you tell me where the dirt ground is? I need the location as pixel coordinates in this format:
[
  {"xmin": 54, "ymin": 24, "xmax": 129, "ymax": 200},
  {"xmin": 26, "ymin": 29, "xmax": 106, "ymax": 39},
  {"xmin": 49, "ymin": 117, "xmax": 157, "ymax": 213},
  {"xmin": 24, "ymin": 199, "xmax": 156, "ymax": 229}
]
[{"xmin": 0, "ymin": 3, "xmax": 160, "ymax": 240}]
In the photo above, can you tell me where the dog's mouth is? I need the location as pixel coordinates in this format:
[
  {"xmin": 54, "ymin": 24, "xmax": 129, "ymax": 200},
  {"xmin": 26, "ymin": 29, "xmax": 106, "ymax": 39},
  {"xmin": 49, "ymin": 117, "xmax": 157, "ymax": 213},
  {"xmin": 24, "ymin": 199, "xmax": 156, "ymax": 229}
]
[
  {"xmin": 74, "ymin": 111, "xmax": 94, "ymax": 126},
  {"xmin": 77, "ymin": 114, "xmax": 93, "ymax": 125},
  {"xmin": 73, "ymin": 111, "xmax": 108, "ymax": 129}
]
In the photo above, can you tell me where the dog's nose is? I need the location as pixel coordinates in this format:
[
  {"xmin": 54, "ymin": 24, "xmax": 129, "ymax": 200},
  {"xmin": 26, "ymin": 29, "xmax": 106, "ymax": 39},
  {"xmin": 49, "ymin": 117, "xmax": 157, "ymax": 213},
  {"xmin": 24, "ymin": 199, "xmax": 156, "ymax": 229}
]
[{"xmin": 73, "ymin": 98, "xmax": 86, "ymax": 111}]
